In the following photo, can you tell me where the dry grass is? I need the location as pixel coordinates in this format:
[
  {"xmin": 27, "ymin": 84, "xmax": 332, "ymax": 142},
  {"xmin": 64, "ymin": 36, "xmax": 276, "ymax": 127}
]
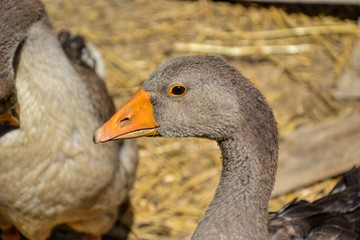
[{"xmin": 42, "ymin": 0, "xmax": 360, "ymax": 239}]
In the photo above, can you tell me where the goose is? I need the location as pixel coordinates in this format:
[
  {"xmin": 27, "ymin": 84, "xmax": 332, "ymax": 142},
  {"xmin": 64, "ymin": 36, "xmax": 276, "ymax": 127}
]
[
  {"xmin": 0, "ymin": 0, "xmax": 138, "ymax": 239},
  {"xmin": 94, "ymin": 55, "xmax": 360, "ymax": 240}
]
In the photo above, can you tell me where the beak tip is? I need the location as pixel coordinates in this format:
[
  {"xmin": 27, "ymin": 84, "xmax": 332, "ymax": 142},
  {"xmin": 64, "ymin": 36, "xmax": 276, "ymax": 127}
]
[{"xmin": 93, "ymin": 127, "xmax": 104, "ymax": 144}]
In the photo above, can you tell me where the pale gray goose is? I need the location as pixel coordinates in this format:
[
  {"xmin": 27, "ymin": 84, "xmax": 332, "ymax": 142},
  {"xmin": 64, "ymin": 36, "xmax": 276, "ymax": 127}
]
[
  {"xmin": 94, "ymin": 55, "xmax": 360, "ymax": 240},
  {"xmin": 0, "ymin": 0, "xmax": 138, "ymax": 239}
]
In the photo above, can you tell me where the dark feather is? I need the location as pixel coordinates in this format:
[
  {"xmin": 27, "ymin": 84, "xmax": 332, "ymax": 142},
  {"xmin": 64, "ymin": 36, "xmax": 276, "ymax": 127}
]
[{"xmin": 268, "ymin": 167, "xmax": 360, "ymax": 240}]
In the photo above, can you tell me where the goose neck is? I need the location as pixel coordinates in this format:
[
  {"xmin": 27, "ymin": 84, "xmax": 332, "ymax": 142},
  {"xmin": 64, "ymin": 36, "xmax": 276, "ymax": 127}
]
[{"xmin": 192, "ymin": 135, "xmax": 277, "ymax": 240}]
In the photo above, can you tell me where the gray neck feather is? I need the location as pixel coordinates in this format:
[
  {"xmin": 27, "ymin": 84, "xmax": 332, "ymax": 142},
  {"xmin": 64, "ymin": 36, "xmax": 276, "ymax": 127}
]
[{"xmin": 191, "ymin": 133, "xmax": 276, "ymax": 240}]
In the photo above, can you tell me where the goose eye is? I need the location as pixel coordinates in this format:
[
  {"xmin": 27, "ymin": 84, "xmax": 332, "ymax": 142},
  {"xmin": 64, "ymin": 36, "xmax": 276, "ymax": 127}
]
[{"xmin": 169, "ymin": 85, "xmax": 186, "ymax": 97}]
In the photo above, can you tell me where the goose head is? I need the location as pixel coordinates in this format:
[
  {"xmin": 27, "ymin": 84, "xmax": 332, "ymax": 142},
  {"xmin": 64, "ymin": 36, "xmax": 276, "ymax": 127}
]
[{"xmin": 94, "ymin": 55, "xmax": 277, "ymax": 145}]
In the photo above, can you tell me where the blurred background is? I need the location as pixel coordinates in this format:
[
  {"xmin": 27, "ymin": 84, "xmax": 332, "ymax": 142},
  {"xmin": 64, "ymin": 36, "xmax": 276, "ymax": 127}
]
[{"xmin": 42, "ymin": 0, "xmax": 360, "ymax": 239}]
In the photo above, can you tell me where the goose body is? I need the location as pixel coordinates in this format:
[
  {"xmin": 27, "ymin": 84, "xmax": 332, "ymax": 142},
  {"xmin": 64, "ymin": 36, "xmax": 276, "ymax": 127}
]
[
  {"xmin": 94, "ymin": 55, "xmax": 360, "ymax": 240},
  {"xmin": 0, "ymin": 0, "xmax": 137, "ymax": 239}
]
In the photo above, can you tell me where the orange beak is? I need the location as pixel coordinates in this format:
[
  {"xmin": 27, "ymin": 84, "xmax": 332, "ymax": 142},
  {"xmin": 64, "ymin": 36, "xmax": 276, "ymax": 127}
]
[{"xmin": 93, "ymin": 88, "xmax": 159, "ymax": 143}]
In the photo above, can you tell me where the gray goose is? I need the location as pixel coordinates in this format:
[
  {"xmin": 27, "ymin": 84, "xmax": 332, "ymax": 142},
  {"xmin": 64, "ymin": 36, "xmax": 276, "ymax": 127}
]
[
  {"xmin": 94, "ymin": 55, "xmax": 360, "ymax": 240},
  {"xmin": 0, "ymin": 0, "xmax": 138, "ymax": 239}
]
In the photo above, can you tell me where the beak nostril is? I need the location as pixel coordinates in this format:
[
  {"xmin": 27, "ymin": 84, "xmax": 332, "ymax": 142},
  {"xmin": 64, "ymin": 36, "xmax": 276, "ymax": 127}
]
[
  {"xmin": 119, "ymin": 117, "xmax": 131, "ymax": 127},
  {"xmin": 120, "ymin": 117, "xmax": 130, "ymax": 123}
]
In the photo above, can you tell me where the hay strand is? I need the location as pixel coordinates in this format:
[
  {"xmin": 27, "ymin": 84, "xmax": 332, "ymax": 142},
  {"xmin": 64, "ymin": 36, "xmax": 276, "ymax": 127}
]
[{"xmin": 174, "ymin": 42, "xmax": 313, "ymax": 56}]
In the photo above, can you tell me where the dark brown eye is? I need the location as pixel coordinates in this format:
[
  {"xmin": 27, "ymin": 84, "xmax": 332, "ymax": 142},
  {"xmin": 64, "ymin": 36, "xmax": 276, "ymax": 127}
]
[{"xmin": 169, "ymin": 85, "xmax": 187, "ymax": 97}]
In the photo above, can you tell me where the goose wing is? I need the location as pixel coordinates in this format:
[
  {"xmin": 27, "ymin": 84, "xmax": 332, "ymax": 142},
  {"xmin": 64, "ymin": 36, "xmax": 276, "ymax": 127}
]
[{"xmin": 268, "ymin": 167, "xmax": 360, "ymax": 240}]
